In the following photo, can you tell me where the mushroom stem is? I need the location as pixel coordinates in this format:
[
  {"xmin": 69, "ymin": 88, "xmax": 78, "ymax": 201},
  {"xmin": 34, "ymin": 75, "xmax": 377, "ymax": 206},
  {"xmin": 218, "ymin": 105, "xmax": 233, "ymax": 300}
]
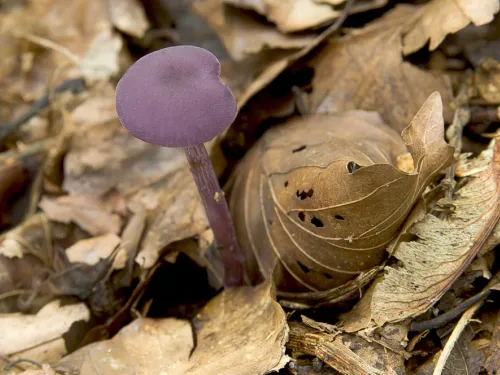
[{"xmin": 184, "ymin": 144, "xmax": 245, "ymax": 286}]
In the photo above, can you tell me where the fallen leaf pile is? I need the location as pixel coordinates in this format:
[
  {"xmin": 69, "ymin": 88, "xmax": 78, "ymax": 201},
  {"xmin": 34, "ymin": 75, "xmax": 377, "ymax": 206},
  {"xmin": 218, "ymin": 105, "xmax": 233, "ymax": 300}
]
[{"xmin": 1, "ymin": 0, "xmax": 500, "ymax": 374}]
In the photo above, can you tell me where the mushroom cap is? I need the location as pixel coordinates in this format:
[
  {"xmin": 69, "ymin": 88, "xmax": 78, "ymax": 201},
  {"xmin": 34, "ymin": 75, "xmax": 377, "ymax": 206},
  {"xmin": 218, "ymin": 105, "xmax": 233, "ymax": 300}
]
[{"xmin": 115, "ymin": 45, "xmax": 237, "ymax": 148}]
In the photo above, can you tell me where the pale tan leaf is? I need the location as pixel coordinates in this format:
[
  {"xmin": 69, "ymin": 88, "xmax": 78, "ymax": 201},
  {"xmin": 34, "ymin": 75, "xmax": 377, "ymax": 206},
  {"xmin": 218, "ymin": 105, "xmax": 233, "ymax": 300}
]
[
  {"xmin": 192, "ymin": 0, "xmax": 315, "ymax": 61},
  {"xmin": 474, "ymin": 58, "xmax": 500, "ymax": 104},
  {"xmin": 402, "ymin": 0, "xmax": 500, "ymax": 55},
  {"xmin": 223, "ymin": 0, "xmax": 339, "ymax": 32},
  {"xmin": 0, "ymin": 300, "xmax": 90, "ymax": 356},
  {"xmin": 189, "ymin": 282, "xmax": 289, "ymax": 374},
  {"xmin": 135, "ymin": 170, "xmax": 210, "ymax": 268},
  {"xmin": 309, "ymin": 4, "xmax": 454, "ymax": 132},
  {"xmin": 60, "ymin": 282, "xmax": 288, "ymax": 375},
  {"xmin": 0, "ymin": 0, "xmax": 123, "ymax": 102},
  {"xmin": 77, "ymin": 30, "xmax": 122, "ymax": 82},
  {"xmin": 66, "ymin": 233, "xmax": 121, "ymax": 267},
  {"xmin": 39, "ymin": 195, "xmax": 122, "ymax": 236},
  {"xmin": 314, "ymin": 0, "xmax": 345, "ymax": 4},
  {"xmin": 105, "ymin": 0, "xmax": 149, "ymax": 38},
  {"xmin": 264, "ymin": 0, "xmax": 340, "ymax": 33},
  {"xmin": 230, "ymin": 93, "xmax": 454, "ymax": 299},
  {"xmin": 371, "ymin": 137, "xmax": 500, "ymax": 325}
]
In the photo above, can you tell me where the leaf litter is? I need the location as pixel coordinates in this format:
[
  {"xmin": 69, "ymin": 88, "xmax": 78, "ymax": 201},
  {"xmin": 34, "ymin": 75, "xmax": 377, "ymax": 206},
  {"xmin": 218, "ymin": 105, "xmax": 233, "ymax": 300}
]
[{"xmin": 1, "ymin": 0, "xmax": 500, "ymax": 374}]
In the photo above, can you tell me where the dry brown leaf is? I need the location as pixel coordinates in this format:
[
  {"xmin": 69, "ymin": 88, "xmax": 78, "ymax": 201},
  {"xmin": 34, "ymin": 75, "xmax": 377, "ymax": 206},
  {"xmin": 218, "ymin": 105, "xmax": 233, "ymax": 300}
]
[
  {"xmin": 225, "ymin": 0, "xmax": 388, "ymax": 31},
  {"xmin": 230, "ymin": 92, "xmax": 454, "ymax": 298},
  {"xmin": 475, "ymin": 58, "xmax": 500, "ymax": 103},
  {"xmin": 369, "ymin": 137, "xmax": 500, "ymax": 326},
  {"xmin": 0, "ymin": 0, "xmax": 123, "ymax": 102},
  {"xmin": 192, "ymin": 0, "xmax": 315, "ymax": 61},
  {"xmin": 402, "ymin": 0, "xmax": 500, "ymax": 55},
  {"xmin": 0, "ymin": 300, "xmax": 89, "ymax": 357},
  {"xmin": 65, "ymin": 233, "xmax": 121, "ymax": 267},
  {"xmin": 308, "ymin": 4, "xmax": 454, "ymax": 132},
  {"xmin": 56, "ymin": 282, "xmax": 288, "ymax": 375},
  {"xmin": 105, "ymin": 0, "xmax": 149, "ymax": 38},
  {"xmin": 223, "ymin": 0, "xmax": 339, "ymax": 32},
  {"xmin": 134, "ymin": 170, "xmax": 210, "ymax": 268},
  {"xmin": 39, "ymin": 195, "xmax": 122, "ymax": 236}
]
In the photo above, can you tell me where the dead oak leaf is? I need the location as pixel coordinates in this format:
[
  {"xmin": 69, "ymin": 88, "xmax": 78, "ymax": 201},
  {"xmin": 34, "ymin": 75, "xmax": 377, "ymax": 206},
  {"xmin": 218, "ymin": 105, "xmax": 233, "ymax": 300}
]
[
  {"xmin": 370, "ymin": 137, "xmax": 500, "ymax": 326},
  {"xmin": 39, "ymin": 195, "xmax": 122, "ymax": 236},
  {"xmin": 402, "ymin": 0, "xmax": 500, "ymax": 55},
  {"xmin": 65, "ymin": 233, "xmax": 121, "ymax": 267},
  {"xmin": 192, "ymin": 0, "xmax": 315, "ymax": 61},
  {"xmin": 308, "ymin": 4, "xmax": 454, "ymax": 133},
  {"xmin": 56, "ymin": 282, "xmax": 288, "ymax": 375},
  {"xmin": 134, "ymin": 169, "xmax": 210, "ymax": 269},
  {"xmin": 223, "ymin": 0, "xmax": 339, "ymax": 32},
  {"xmin": 0, "ymin": 300, "xmax": 90, "ymax": 357},
  {"xmin": 105, "ymin": 0, "xmax": 149, "ymax": 38}
]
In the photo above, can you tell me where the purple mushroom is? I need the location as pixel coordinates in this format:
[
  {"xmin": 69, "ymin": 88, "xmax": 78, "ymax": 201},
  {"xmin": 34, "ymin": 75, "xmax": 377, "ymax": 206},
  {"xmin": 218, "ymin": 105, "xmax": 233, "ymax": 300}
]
[{"xmin": 115, "ymin": 45, "xmax": 245, "ymax": 286}]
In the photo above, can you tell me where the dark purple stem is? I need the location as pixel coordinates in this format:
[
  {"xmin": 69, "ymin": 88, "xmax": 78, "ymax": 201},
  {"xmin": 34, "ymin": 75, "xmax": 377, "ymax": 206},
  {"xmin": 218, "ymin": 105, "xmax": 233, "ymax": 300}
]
[{"xmin": 184, "ymin": 144, "xmax": 245, "ymax": 286}]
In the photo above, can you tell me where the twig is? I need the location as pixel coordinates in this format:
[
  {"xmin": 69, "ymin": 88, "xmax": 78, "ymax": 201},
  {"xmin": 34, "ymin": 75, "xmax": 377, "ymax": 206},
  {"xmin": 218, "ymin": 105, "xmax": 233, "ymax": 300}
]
[
  {"xmin": 0, "ymin": 138, "xmax": 56, "ymax": 163},
  {"xmin": 0, "ymin": 77, "xmax": 86, "ymax": 142},
  {"xmin": 432, "ymin": 273, "xmax": 499, "ymax": 375},
  {"xmin": 3, "ymin": 358, "xmax": 42, "ymax": 371},
  {"xmin": 287, "ymin": 322, "xmax": 383, "ymax": 375},
  {"xmin": 16, "ymin": 32, "xmax": 80, "ymax": 64},
  {"xmin": 410, "ymin": 289, "xmax": 491, "ymax": 332}
]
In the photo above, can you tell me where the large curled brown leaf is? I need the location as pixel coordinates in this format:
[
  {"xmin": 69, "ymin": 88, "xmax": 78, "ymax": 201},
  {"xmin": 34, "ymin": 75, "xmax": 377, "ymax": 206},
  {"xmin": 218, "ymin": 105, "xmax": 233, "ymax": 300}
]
[{"xmin": 230, "ymin": 92, "xmax": 454, "ymax": 298}]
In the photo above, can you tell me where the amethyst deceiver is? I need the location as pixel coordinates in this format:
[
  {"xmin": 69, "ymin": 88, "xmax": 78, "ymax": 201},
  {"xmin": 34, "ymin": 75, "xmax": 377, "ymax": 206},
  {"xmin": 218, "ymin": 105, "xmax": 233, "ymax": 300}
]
[{"xmin": 115, "ymin": 45, "xmax": 245, "ymax": 286}]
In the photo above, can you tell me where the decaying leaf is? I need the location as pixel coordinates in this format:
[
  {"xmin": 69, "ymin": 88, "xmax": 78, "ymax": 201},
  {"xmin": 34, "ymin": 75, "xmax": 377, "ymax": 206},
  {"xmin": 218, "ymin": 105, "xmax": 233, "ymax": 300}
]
[
  {"xmin": 233, "ymin": 0, "xmax": 341, "ymax": 33},
  {"xmin": 402, "ymin": 0, "xmax": 500, "ymax": 55},
  {"xmin": 308, "ymin": 4, "xmax": 454, "ymax": 132},
  {"xmin": 39, "ymin": 195, "xmax": 122, "ymax": 236},
  {"xmin": 65, "ymin": 233, "xmax": 121, "ymax": 267},
  {"xmin": 230, "ymin": 92, "xmax": 454, "ymax": 299},
  {"xmin": 134, "ymin": 169, "xmax": 211, "ymax": 268},
  {"xmin": 367, "ymin": 137, "xmax": 500, "ymax": 326},
  {"xmin": 192, "ymin": 0, "xmax": 315, "ymax": 61},
  {"xmin": 474, "ymin": 58, "xmax": 500, "ymax": 104},
  {"xmin": 224, "ymin": 0, "xmax": 388, "ymax": 33},
  {"xmin": 54, "ymin": 282, "xmax": 288, "ymax": 375},
  {"xmin": 0, "ymin": 300, "xmax": 90, "ymax": 359},
  {"xmin": 0, "ymin": 0, "xmax": 123, "ymax": 102},
  {"xmin": 105, "ymin": 0, "xmax": 149, "ymax": 38}
]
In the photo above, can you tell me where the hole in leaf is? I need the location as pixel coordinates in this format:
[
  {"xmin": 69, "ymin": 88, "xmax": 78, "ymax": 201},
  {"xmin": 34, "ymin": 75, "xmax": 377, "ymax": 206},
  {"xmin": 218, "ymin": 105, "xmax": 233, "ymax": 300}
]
[
  {"xmin": 297, "ymin": 261, "xmax": 310, "ymax": 273},
  {"xmin": 311, "ymin": 216, "xmax": 324, "ymax": 227},
  {"xmin": 335, "ymin": 215, "xmax": 345, "ymax": 220},
  {"xmin": 323, "ymin": 273, "xmax": 333, "ymax": 280},
  {"xmin": 292, "ymin": 145, "xmax": 307, "ymax": 153},
  {"xmin": 347, "ymin": 161, "xmax": 361, "ymax": 173},
  {"xmin": 298, "ymin": 212, "xmax": 305, "ymax": 221},
  {"xmin": 284, "ymin": 181, "xmax": 289, "ymax": 187},
  {"xmin": 296, "ymin": 188, "xmax": 314, "ymax": 200}
]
